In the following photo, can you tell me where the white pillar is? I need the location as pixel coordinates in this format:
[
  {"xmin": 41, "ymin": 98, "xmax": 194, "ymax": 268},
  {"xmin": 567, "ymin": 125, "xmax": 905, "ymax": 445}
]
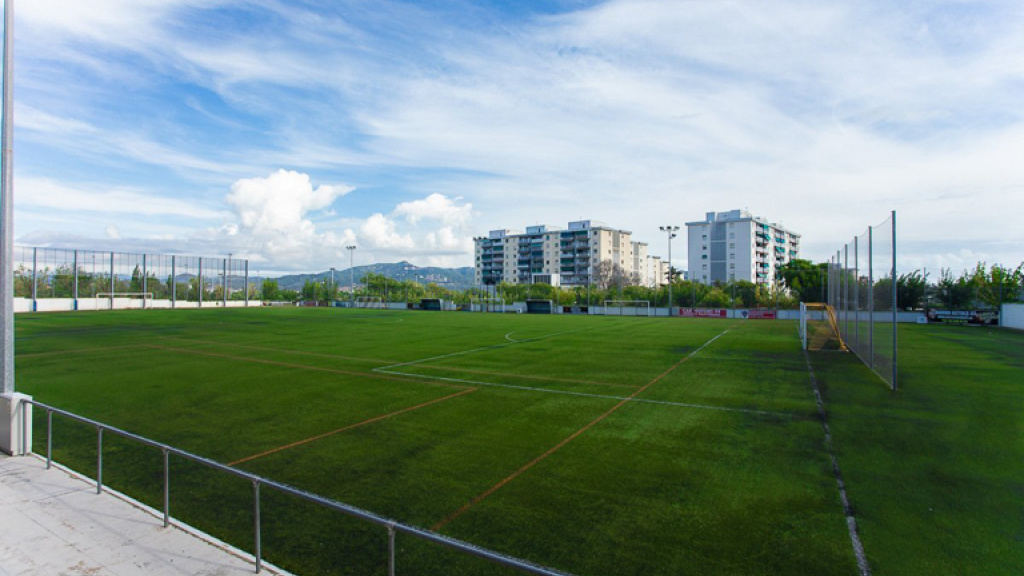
[{"xmin": 0, "ymin": 393, "xmax": 32, "ymax": 455}]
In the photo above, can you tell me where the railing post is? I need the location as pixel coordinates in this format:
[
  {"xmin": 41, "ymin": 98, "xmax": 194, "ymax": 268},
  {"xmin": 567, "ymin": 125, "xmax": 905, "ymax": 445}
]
[
  {"xmin": 163, "ymin": 448, "xmax": 170, "ymax": 528},
  {"xmin": 46, "ymin": 409, "xmax": 52, "ymax": 468},
  {"xmin": 96, "ymin": 427, "xmax": 103, "ymax": 494},
  {"xmin": 388, "ymin": 523, "xmax": 396, "ymax": 576},
  {"xmin": 253, "ymin": 480, "xmax": 262, "ymax": 574}
]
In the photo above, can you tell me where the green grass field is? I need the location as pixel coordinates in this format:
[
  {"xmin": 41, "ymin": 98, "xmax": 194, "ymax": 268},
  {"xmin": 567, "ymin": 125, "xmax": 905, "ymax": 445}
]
[{"xmin": 13, "ymin": 308, "xmax": 1024, "ymax": 576}]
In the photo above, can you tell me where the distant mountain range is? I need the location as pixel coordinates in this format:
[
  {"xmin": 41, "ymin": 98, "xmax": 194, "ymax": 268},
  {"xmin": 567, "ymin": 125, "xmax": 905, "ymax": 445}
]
[{"xmin": 271, "ymin": 261, "xmax": 475, "ymax": 291}]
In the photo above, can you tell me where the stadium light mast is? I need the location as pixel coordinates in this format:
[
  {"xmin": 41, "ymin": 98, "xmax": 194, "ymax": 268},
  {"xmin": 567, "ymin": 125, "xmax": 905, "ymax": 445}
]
[
  {"xmin": 346, "ymin": 246, "xmax": 356, "ymax": 307},
  {"xmin": 660, "ymin": 226, "xmax": 679, "ymax": 314},
  {"xmin": 329, "ymin": 267, "xmax": 336, "ymax": 304}
]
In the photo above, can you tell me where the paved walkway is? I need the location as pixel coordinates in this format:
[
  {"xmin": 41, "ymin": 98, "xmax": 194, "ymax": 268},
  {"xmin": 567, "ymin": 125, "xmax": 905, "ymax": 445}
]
[{"xmin": 0, "ymin": 454, "xmax": 291, "ymax": 576}]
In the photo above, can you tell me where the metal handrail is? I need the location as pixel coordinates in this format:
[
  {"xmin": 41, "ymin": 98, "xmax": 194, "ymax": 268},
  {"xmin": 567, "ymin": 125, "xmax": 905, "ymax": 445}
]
[{"xmin": 23, "ymin": 398, "xmax": 574, "ymax": 576}]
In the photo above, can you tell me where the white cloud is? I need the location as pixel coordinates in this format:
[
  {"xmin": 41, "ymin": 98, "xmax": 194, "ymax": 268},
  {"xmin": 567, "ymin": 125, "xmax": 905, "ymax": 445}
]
[
  {"xmin": 16, "ymin": 177, "xmax": 226, "ymax": 220},
  {"xmin": 393, "ymin": 193, "xmax": 474, "ymax": 227},
  {"xmin": 105, "ymin": 224, "xmax": 121, "ymax": 239}
]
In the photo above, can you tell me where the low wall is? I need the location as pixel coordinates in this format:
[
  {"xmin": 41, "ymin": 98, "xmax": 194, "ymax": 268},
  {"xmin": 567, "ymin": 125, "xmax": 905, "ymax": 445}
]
[
  {"xmin": 14, "ymin": 297, "xmax": 254, "ymax": 312},
  {"xmin": 1002, "ymin": 303, "xmax": 1024, "ymax": 330}
]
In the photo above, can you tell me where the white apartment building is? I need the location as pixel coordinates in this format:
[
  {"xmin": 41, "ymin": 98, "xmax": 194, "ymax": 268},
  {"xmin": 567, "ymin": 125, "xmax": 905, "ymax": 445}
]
[
  {"xmin": 474, "ymin": 220, "xmax": 667, "ymax": 287},
  {"xmin": 686, "ymin": 210, "xmax": 800, "ymax": 286}
]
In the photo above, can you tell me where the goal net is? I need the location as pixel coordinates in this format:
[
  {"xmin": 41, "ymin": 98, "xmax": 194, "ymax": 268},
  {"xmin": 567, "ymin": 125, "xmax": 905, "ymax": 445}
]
[
  {"xmin": 604, "ymin": 300, "xmax": 652, "ymax": 316},
  {"xmin": 472, "ymin": 297, "xmax": 505, "ymax": 313},
  {"xmin": 799, "ymin": 302, "xmax": 846, "ymax": 351},
  {"xmin": 355, "ymin": 296, "xmax": 384, "ymax": 309},
  {"xmin": 95, "ymin": 292, "xmax": 154, "ymax": 310}
]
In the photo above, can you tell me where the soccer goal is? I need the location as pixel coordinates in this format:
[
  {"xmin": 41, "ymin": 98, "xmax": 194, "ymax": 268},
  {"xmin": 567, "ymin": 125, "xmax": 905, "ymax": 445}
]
[
  {"xmin": 355, "ymin": 296, "xmax": 384, "ymax": 309},
  {"xmin": 603, "ymin": 300, "xmax": 652, "ymax": 316},
  {"xmin": 472, "ymin": 297, "xmax": 505, "ymax": 313},
  {"xmin": 525, "ymin": 299, "xmax": 554, "ymax": 314},
  {"xmin": 96, "ymin": 292, "xmax": 154, "ymax": 310},
  {"xmin": 799, "ymin": 302, "xmax": 846, "ymax": 351}
]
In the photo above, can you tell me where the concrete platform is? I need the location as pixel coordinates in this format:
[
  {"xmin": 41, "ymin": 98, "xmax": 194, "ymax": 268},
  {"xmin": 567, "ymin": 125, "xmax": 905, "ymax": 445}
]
[{"xmin": 0, "ymin": 454, "xmax": 292, "ymax": 576}]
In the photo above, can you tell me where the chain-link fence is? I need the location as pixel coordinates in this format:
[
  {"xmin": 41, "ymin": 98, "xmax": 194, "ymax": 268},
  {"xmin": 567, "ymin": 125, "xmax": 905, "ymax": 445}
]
[
  {"xmin": 827, "ymin": 212, "xmax": 897, "ymax": 390},
  {"xmin": 12, "ymin": 246, "xmax": 252, "ymax": 312}
]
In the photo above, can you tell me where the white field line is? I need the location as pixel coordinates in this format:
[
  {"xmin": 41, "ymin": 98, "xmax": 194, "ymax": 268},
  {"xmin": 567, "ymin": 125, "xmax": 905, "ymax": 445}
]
[
  {"xmin": 376, "ymin": 328, "xmax": 793, "ymax": 418},
  {"xmin": 376, "ymin": 327, "xmax": 600, "ymax": 371},
  {"xmin": 802, "ymin": 350, "xmax": 872, "ymax": 576}
]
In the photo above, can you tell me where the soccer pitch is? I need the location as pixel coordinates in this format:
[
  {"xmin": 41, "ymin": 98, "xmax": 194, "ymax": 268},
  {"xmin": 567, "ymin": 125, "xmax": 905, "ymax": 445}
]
[{"xmin": 14, "ymin": 308, "xmax": 1024, "ymax": 576}]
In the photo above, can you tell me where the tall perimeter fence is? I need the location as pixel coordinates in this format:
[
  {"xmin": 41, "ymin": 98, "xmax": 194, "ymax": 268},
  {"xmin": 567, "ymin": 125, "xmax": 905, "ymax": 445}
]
[
  {"xmin": 12, "ymin": 246, "xmax": 252, "ymax": 312},
  {"xmin": 827, "ymin": 212, "xmax": 897, "ymax": 390}
]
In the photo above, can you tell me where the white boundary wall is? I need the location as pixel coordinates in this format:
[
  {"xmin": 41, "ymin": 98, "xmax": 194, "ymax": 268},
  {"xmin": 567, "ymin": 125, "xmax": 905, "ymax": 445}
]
[
  {"xmin": 15, "ymin": 297, "xmax": 254, "ymax": 313},
  {"xmin": 1002, "ymin": 303, "xmax": 1024, "ymax": 330}
]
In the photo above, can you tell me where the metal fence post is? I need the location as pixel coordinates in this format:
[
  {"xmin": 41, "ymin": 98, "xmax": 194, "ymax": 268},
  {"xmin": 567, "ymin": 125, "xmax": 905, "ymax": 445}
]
[
  {"xmin": 163, "ymin": 448, "xmax": 170, "ymax": 528},
  {"xmin": 142, "ymin": 254, "xmax": 147, "ymax": 310},
  {"xmin": 198, "ymin": 259, "xmax": 203, "ymax": 308},
  {"xmin": 891, "ymin": 211, "xmax": 898, "ymax": 391},
  {"xmin": 73, "ymin": 250, "xmax": 79, "ymax": 311},
  {"xmin": 109, "ymin": 252, "xmax": 115, "ymax": 310},
  {"xmin": 843, "ymin": 245, "xmax": 849, "ymax": 344},
  {"xmin": 31, "ymin": 247, "xmax": 37, "ymax": 311},
  {"xmin": 868, "ymin": 226, "xmax": 874, "ymax": 369},
  {"xmin": 388, "ymin": 523, "xmax": 396, "ymax": 576},
  {"xmin": 253, "ymin": 480, "xmax": 262, "ymax": 573},
  {"xmin": 96, "ymin": 427, "xmax": 103, "ymax": 494},
  {"xmin": 171, "ymin": 255, "xmax": 177, "ymax": 308},
  {"xmin": 46, "ymin": 409, "xmax": 52, "ymax": 468},
  {"xmin": 245, "ymin": 260, "xmax": 249, "ymax": 307},
  {"xmin": 853, "ymin": 236, "xmax": 859, "ymax": 354}
]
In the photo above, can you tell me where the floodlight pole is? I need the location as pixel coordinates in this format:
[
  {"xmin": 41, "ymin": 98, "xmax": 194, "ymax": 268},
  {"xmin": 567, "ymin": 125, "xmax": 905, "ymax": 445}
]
[
  {"xmin": 346, "ymin": 246, "xmax": 356, "ymax": 307},
  {"xmin": 1, "ymin": 0, "xmax": 15, "ymax": 395},
  {"xmin": 330, "ymin": 267, "xmax": 336, "ymax": 304},
  {"xmin": 659, "ymin": 226, "xmax": 679, "ymax": 315}
]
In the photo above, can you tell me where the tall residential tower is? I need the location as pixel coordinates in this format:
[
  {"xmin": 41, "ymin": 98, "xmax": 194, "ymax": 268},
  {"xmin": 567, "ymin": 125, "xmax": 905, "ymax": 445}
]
[{"xmin": 686, "ymin": 210, "xmax": 800, "ymax": 286}]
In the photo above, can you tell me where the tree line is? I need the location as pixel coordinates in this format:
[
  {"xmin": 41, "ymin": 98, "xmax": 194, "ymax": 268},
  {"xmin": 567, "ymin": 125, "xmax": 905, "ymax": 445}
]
[{"xmin": 16, "ymin": 260, "xmax": 1022, "ymax": 310}]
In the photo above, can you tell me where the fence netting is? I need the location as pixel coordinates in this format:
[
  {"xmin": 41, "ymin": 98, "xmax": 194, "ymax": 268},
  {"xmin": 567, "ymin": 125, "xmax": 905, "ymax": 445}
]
[
  {"xmin": 827, "ymin": 213, "xmax": 897, "ymax": 390},
  {"xmin": 13, "ymin": 246, "xmax": 249, "ymax": 309}
]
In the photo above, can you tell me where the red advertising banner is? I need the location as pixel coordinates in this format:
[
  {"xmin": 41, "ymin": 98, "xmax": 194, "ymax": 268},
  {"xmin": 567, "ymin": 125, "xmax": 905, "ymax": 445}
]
[
  {"xmin": 678, "ymin": 308, "xmax": 727, "ymax": 318},
  {"xmin": 742, "ymin": 309, "xmax": 776, "ymax": 319}
]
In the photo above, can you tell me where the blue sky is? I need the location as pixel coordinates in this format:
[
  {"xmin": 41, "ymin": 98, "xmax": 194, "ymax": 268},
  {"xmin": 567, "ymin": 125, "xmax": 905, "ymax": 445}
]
[{"xmin": 9, "ymin": 0, "xmax": 1024, "ymax": 274}]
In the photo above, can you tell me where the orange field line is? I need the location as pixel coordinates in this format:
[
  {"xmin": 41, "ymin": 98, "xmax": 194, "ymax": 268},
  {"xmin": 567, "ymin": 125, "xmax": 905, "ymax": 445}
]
[
  {"xmin": 227, "ymin": 387, "xmax": 477, "ymax": 466},
  {"xmin": 17, "ymin": 344, "xmax": 150, "ymax": 359},
  {"xmin": 411, "ymin": 364, "xmax": 641, "ymax": 389},
  {"xmin": 431, "ymin": 330, "xmax": 727, "ymax": 531},
  {"xmin": 144, "ymin": 345, "xmax": 469, "ymax": 390},
  {"xmin": 156, "ymin": 336, "xmax": 394, "ymax": 364}
]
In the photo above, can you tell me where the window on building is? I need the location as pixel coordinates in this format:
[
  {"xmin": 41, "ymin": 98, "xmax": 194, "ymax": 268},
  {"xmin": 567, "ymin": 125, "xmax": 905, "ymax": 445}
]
[
  {"xmin": 702, "ymin": 234, "xmax": 707, "ymax": 240},
  {"xmin": 730, "ymin": 263, "xmax": 735, "ymax": 269},
  {"xmin": 729, "ymin": 243, "xmax": 735, "ymax": 249},
  {"xmin": 729, "ymin": 232, "xmax": 735, "ymax": 239},
  {"xmin": 702, "ymin": 264, "xmax": 708, "ymax": 270}
]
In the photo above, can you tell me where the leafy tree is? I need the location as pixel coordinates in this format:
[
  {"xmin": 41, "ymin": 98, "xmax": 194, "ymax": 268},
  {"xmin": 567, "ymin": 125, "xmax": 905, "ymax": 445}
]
[
  {"xmin": 261, "ymin": 279, "xmax": 280, "ymax": 301},
  {"xmin": 969, "ymin": 262, "xmax": 1024, "ymax": 308},
  {"xmin": 935, "ymin": 268, "xmax": 974, "ymax": 309},
  {"xmin": 777, "ymin": 259, "xmax": 828, "ymax": 303}
]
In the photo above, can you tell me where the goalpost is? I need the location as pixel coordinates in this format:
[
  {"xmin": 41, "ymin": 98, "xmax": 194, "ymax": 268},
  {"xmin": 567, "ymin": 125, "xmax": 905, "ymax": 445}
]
[
  {"xmin": 799, "ymin": 302, "xmax": 846, "ymax": 351},
  {"xmin": 355, "ymin": 296, "xmax": 384, "ymax": 309},
  {"xmin": 472, "ymin": 297, "xmax": 505, "ymax": 313},
  {"xmin": 95, "ymin": 292, "xmax": 154, "ymax": 310},
  {"xmin": 603, "ymin": 300, "xmax": 652, "ymax": 316}
]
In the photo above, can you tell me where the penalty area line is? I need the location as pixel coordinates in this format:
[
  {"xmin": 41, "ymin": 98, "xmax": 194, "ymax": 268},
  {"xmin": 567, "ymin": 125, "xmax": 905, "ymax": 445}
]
[
  {"xmin": 431, "ymin": 328, "xmax": 731, "ymax": 531},
  {"xmin": 145, "ymin": 345, "xmax": 470, "ymax": 390},
  {"xmin": 227, "ymin": 387, "xmax": 477, "ymax": 467}
]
